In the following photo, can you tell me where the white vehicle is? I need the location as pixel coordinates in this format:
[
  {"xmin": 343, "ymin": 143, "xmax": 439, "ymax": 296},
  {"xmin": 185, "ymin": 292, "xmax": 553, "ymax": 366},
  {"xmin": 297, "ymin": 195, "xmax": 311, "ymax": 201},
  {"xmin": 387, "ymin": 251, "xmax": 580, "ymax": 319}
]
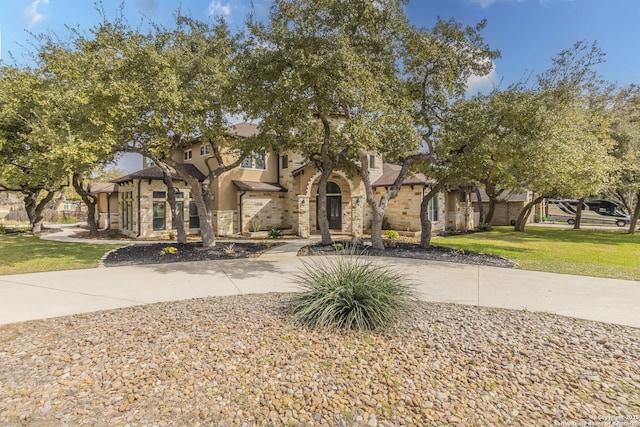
[{"xmin": 547, "ymin": 199, "xmax": 630, "ymax": 227}]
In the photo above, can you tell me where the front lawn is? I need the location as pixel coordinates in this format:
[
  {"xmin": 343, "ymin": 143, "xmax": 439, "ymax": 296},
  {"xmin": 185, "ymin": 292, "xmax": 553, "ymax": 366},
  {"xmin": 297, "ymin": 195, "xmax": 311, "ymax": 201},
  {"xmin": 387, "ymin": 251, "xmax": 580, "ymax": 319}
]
[
  {"xmin": 432, "ymin": 226, "xmax": 640, "ymax": 281},
  {"xmin": 0, "ymin": 234, "xmax": 121, "ymax": 275}
]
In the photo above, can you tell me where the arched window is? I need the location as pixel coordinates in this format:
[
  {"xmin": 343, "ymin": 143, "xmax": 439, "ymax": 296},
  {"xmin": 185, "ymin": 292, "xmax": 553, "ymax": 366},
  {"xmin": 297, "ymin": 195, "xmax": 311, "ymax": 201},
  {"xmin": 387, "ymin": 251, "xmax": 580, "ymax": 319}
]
[{"xmin": 326, "ymin": 181, "xmax": 341, "ymax": 194}]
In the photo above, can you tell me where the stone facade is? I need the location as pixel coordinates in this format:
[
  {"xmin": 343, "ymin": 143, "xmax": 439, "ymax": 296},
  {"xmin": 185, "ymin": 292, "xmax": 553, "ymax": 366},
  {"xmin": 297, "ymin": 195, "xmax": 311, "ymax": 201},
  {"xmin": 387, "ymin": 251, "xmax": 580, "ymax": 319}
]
[
  {"xmin": 240, "ymin": 192, "xmax": 287, "ymax": 233},
  {"xmin": 365, "ymin": 188, "xmax": 446, "ymax": 233},
  {"xmin": 213, "ymin": 210, "xmax": 236, "ymax": 236}
]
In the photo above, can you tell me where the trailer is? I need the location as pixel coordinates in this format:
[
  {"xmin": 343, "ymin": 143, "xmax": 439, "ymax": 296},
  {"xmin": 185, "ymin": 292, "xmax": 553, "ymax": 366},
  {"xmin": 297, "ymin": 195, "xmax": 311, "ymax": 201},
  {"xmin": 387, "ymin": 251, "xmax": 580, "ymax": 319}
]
[{"xmin": 546, "ymin": 199, "xmax": 629, "ymax": 227}]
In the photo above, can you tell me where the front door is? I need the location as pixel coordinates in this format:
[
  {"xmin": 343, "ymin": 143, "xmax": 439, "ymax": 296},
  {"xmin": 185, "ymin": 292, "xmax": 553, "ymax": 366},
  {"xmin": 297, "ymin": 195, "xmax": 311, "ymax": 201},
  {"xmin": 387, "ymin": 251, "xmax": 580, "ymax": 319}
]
[{"xmin": 327, "ymin": 196, "xmax": 342, "ymax": 230}]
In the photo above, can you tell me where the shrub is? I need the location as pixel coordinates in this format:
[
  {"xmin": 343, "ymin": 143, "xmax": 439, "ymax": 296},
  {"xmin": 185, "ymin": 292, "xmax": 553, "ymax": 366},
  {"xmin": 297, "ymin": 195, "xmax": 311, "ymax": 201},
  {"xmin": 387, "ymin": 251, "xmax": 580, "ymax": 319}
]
[
  {"xmin": 268, "ymin": 228, "xmax": 284, "ymax": 239},
  {"xmin": 0, "ymin": 224, "xmax": 5, "ymax": 234},
  {"xmin": 477, "ymin": 222, "xmax": 493, "ymax": 232},
  {"xmin": 108, "ymin": 230, "xmax": 121, "ymax": 239},
  {"xmin": 332, "ymin": 242, "xmax": 344, "ymax": 251},
  {"xmin": 160, "ymin": 246, "xmax": 178, "ymax": 256},
  {"xmin": 289, "ymin": 255, "xmax": 417, "ymax": 332},
  {"xmin": 383, "ymin": 229, "xmax": 400, "ymax": 239},
  {"xmin": 222, "ymin": 243, "xmax": 236, "ymax": 255}
]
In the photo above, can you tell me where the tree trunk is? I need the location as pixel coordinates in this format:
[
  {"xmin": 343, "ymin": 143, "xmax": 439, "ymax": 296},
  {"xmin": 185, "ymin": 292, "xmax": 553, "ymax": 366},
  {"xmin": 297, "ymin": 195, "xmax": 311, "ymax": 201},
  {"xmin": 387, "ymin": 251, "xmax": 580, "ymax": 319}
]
[
  {"xmin": 483, "ymin": 182, "xmax": 499, "ymax": 225},
  {"xmin": 419, "ymin": 178, "xmax": 447, "ymax": 248},
  {"xmin": 162, "ymin": 157, "xmax": 216, "ymax": 247},
  {"xmin": 24, "ymin": 189, "xmax": 56, "ymax": 234},
  {"xmin": 158, "ymin": 164, "xmax": 187, "ymax": 243},
  {"xmin": 573, "ymin": 197, "xmax": 585, "ymax": 230},
  {"xmin": 474, "ymin": 187, "xmax": 485, "ymax": 224},
  {"xmin": 370, "ymin": 206, "xmax": 385, "ymax": 250},
  {"xmin": 316, "ymin": 170, "xmax": 333, "ymax": 245},
  {"xmin": 485, "ymin": 196, "xmax": 498, "ymax": 225},
  {"xmin": 419, "ymin": 195, "xmax": 433, "ymax": 248},
  {"xmin": 628, "ymin": 190, "xmax": 640, "ymax": 235},
  {"xmin": 72, "ymin": 173, "xmax": 98, "ymax": 238},
  {"xmin": 514, "ymin": 194, "xmax": 546, "ymax": 232}
]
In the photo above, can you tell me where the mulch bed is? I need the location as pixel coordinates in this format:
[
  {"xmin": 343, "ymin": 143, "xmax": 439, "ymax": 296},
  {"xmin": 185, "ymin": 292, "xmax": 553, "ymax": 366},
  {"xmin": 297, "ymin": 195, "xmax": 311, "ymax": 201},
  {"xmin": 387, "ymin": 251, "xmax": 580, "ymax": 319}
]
[
  {"xmin": 102, "ymin": 241, "xmax": 283, "ymax": 267},
  {"xmin": 299, "ymin": 240, "xmax": 516, "ymax": 268}
]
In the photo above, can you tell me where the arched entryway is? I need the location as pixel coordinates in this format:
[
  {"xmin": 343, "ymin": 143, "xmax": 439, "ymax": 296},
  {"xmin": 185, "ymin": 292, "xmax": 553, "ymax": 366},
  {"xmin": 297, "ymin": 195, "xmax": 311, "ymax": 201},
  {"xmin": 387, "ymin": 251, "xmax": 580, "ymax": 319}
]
[{"xmin": 317, "ymin": 181, "xmax": 342, "ymax": 230}]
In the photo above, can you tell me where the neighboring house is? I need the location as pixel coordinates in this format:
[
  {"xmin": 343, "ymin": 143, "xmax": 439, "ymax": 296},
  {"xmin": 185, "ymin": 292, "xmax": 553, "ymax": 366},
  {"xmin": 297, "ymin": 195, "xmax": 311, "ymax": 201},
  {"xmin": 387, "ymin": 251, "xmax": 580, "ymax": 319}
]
[
  {"xmin": 471, "ymin": 189, "xmax": 539, "ymax": 226},
  {"xmin": 98, "ymin": 123, "xmax": 478, "ymax": 239},
  {"xmin": 88, "ymin": 183, "xmax": 119, "ymax": 229}
]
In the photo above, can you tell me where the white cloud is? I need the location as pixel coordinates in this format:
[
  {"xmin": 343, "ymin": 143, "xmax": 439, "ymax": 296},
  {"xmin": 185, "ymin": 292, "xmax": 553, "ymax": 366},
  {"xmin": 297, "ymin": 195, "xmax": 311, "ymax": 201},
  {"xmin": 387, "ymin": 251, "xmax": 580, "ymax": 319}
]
[
  {"xmin": 25, "ymin": 0, "xmax": 49, "ymax": 27},
  {"xmin": 207, "ymin": 1, "xmax": 232, "ymax": 17},
  {"xmin": 466, "ymin": 62, "xmax": 498, "ymax": 96},
  {"xmin": 468, "ymin": 0, "xmax": 523, "ymax": 8}
]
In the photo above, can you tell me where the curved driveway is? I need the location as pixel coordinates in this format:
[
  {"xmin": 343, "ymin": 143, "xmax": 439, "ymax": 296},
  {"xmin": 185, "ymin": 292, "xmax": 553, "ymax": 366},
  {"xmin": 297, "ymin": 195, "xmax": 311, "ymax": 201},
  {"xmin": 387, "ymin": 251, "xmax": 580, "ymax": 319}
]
[{"xmin": 0, "ymin": 227, "xmax": 637, "ymax": 327}]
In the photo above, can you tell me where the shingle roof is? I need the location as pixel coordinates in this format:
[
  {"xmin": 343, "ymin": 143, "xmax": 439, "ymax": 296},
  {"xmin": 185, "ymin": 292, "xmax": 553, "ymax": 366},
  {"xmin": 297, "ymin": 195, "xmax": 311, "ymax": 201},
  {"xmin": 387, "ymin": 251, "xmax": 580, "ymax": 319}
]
[
  {"xmin": 112, "ymin": 164, "xmax": 206, "ymax": 184},
  {"xmin": 232, "ymin": 180, "xmax": 287, "ymax": 192},
  {"xmin": 88, "ymin": 182, "xmax": 118, "ymax": 194},
  {"xmin": 372, "ymin": 163, "xmax": 430, "ymax": 188}
]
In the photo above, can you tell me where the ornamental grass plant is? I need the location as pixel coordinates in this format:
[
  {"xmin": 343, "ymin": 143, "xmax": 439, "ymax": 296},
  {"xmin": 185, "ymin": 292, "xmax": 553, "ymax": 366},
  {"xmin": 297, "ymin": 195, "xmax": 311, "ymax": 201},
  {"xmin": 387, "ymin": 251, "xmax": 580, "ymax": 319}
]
[{"xmin": 289, "ymin": 252, "xmax": 418, "ymax": 332}]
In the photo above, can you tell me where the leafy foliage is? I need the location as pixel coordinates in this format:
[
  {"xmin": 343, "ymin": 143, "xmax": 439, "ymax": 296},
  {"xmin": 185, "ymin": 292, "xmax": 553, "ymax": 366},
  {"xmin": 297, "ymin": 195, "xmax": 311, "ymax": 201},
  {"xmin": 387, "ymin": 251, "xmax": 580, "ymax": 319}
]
[
  {"xmin": 383, "ymin": 230, "xmax": 400, "ymax": 239},
  {"xmin": 289, "ymin": 255, "xmax": 417, "ymax": 332}
]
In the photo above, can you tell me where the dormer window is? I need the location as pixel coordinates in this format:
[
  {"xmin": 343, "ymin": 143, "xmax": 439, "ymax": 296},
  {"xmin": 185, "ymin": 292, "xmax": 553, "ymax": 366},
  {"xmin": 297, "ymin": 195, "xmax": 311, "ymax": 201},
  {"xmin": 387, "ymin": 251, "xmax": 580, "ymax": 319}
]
[
  {"xmin": 200, "ymin": 144, "xmax": 211, "ymax": 156},
  {"xmin": 184, "ymin": 149, "xmax": 193, "ymax": 161},
  {"xmin": 369, "ymin": 154, "xmax": 376, "ymax": 169}
]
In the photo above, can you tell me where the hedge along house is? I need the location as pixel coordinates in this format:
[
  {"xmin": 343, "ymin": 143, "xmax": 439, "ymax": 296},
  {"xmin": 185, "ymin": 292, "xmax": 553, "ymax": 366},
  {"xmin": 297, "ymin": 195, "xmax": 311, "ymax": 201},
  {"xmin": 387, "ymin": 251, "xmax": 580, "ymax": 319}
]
[{"xmin": 104, "ymin": 122, "xmax": 473, "ymax": 239}]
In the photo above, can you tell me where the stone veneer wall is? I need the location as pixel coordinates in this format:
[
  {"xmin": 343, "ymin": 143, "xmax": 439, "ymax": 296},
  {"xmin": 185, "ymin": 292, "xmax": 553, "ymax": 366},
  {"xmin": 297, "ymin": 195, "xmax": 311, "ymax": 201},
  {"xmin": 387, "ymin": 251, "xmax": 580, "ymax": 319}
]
[
  {"xmin": 474, "ymin": 201, "xmax": 529, "ymax": 225},
  {"xmin": 364, "ymin": 188, "xmax": 446, "ymax": 233},
  {"xmin": 213, "ymin": 210, "xmax": 237, "ymax": 236},
  {"xmin": 118, "ymin": 180, "xmax": 197, "ymax": 238},
  {"xmin": 241, "ymin": 192, "xmax": 287, "ymax": 232}
]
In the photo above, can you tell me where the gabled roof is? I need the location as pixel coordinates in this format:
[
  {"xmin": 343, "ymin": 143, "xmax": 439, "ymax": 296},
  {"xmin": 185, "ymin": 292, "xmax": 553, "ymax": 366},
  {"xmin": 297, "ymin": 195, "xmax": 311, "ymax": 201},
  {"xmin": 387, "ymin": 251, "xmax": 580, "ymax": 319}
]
[
  {"xmin": 232, "ymin": 180, "xmax": 287, "ymax": 192},
  {"xmin": 112, "ymin": 164, "xmax": 206, "ymax": 184},
  {"xmin": 227, "ymin": 122, "xmax": 259, "ymax": 138},
  {"xmin": 372, "ymin": 163, "xmax": 430, "ymax": 188},
  {"xmin": 88, "ymin": 182, "xmax": 118, "ymax": 194}
]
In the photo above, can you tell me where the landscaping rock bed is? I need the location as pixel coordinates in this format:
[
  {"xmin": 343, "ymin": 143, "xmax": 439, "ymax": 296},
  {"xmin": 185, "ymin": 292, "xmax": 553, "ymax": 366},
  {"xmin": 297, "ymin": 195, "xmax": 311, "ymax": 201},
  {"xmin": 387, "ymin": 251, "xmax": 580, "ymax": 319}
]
[
  {"xmin": 0, "ymin": 294, "xmax": 638, "ymax": 426},
  {"xmin": 102, "ymin": 241, "xmax": 282, "ymax": 267},
  {"xmin": 300, "ymin": 241, "xmax": 517, "ymax": 269}
]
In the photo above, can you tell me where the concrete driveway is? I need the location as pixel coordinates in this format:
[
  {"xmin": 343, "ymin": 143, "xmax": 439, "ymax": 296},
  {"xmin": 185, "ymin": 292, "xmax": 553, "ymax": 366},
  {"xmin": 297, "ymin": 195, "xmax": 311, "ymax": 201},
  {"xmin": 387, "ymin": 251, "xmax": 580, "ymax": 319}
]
[{"xmin": 0, "ymin": 237, "xmax": 638, "ymax": 328}]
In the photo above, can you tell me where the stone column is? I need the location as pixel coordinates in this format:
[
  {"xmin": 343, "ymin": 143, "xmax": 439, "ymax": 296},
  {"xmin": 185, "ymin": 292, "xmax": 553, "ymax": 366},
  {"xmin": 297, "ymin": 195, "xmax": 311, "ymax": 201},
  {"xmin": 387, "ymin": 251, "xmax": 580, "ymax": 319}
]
[{"xmin": 297, "ymin": 195, "xmax": 310, "ymax": 238}]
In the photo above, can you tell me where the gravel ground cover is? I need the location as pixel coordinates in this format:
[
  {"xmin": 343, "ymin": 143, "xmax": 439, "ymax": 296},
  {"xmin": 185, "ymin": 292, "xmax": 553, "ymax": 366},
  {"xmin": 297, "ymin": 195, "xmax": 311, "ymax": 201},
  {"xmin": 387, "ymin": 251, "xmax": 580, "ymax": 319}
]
[
  {"xmin": 102, "ymin": 242, "xmax": 281, "ymax": 267},
  {"xmin": 300, "ymin": 241, "xmax": 517, "ymax": 269},
  {"xmin": 1, "ymin": 293, "xmax": 638, "ymax": 426}
]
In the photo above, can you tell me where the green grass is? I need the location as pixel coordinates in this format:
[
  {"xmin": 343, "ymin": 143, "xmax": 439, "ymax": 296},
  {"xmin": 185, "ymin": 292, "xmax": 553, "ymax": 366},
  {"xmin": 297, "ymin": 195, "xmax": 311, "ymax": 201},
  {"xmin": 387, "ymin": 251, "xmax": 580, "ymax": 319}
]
[
  {"xmin": 432, "ymin": 226, "xmax": 640, "ymax": 281},
  {"xmin": 0, "ymin": 234, "xmax": 121, "ymax": 275}
]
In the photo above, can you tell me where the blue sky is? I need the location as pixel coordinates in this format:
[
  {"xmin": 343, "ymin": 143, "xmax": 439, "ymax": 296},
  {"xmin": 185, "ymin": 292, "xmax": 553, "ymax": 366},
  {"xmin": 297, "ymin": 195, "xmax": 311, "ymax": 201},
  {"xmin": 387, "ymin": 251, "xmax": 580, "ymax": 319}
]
[
  {"xmin": 1, "ymin": 0, "xmax": 639, "ymax": 172},
  {"xmin": 2, "ymin": 0, "xmax": 639, "ymax": 89}
]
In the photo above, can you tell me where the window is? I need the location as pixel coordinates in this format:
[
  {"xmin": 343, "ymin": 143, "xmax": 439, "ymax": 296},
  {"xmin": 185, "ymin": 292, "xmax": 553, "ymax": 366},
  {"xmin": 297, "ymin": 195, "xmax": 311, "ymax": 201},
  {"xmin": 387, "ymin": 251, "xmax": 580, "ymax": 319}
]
[
  {"xmin": 241, "ymin": 151, "xmax": 266, "ymax": 170},
  {"xmin": 122, "ymin": 191, "xmax": 133, "ymax": 231},
  {"xmin": 281, "ymin": 154, "xmax": 288, "ymax": 169},
  {"xmin": 200, "ymin": 144, "xmax": 210, "ymax": 156},
  {"xmin": 369, "ymin": 154, "xmax": 376, "ymax": 169},
  {"xmin": 326, "ymin": 181, "xmax": 341, "ymax": 194},
  {"xmin": 189, "ymin": 201, "xmax": 200, "ymax": 229},
  {"xmin": 175, "ymin": 192, "xmax": 184, "ymax": 199},
  {"xmin": 184, "ymin": 149, "xmax": 193, "ymax": 161},
  {"xmin": 153, "ymin": 201, "xmax": 166, "ymax": 230},
  {"xmin": 428, "ymin": 195, "xmax": 439, "ymax": 222},
  {"xmin": 153, "ymin": 191, "xmax": 166, "ymax": 199}
]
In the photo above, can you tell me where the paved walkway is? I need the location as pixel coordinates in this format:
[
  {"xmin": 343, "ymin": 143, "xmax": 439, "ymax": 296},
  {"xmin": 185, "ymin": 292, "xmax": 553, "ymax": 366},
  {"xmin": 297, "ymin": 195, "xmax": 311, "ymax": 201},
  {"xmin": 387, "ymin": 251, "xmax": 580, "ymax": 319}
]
[{"xmin": 1, "ymin": 227, "xmax": 638, "ymax": 328}]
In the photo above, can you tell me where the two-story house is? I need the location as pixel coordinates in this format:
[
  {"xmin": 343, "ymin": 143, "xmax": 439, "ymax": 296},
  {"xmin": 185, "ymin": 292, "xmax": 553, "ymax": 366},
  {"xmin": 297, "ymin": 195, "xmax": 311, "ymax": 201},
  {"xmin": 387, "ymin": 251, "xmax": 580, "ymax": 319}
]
[{"xmin": 104, "ymin": 122, "xmax": 478, "ymax": 239}]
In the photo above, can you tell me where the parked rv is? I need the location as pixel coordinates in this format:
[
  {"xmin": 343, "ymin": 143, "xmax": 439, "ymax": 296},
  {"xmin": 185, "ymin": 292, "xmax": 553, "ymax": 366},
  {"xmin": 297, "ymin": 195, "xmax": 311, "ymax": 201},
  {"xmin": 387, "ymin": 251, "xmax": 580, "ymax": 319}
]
[{"xmin": 547, "ymin": 199, "xmax": 630, "ymax": 227}]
